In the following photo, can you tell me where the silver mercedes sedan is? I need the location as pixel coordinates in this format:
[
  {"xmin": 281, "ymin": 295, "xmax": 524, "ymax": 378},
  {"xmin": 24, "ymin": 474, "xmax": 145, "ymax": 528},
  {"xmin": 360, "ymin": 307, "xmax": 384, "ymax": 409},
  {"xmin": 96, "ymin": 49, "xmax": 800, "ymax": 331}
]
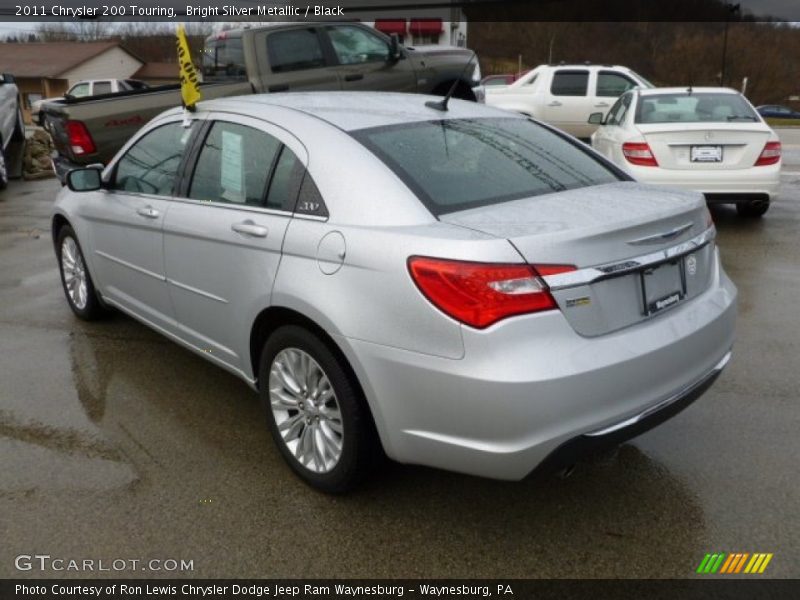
[{"xmin": 52, "ymin": 93, "xmax": 736, "ymax": 492}]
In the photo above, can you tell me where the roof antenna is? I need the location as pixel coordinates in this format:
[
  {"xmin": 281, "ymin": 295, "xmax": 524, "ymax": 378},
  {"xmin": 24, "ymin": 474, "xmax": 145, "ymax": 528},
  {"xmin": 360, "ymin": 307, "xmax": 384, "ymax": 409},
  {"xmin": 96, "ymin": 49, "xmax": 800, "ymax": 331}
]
[{"xmin": 426, "ymin": 51, "xmax": 478, "ymax": 112}]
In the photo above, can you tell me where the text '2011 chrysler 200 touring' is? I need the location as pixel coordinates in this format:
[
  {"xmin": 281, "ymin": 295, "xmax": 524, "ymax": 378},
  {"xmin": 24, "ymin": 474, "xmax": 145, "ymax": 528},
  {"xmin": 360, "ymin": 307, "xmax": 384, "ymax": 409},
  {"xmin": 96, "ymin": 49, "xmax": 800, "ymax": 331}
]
[{"xmin": 52, "ymin": 93, "xmax": 736, "ymax": 492}]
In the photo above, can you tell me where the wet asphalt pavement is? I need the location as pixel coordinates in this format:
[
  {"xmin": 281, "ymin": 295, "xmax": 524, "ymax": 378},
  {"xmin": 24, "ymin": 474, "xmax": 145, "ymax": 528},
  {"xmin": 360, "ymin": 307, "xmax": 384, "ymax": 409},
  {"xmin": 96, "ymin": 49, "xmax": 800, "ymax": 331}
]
[{"xmin": 1, "ymin": 131, "xmax": 798, "ymax": 580}]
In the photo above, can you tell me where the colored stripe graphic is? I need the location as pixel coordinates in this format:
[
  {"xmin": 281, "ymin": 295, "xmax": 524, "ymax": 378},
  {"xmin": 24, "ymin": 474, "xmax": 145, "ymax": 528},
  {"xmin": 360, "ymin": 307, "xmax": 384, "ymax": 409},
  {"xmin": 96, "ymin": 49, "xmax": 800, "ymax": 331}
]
[{"xmin": 699, "ymin": 552, "xmax": 773, "ymax": 574}]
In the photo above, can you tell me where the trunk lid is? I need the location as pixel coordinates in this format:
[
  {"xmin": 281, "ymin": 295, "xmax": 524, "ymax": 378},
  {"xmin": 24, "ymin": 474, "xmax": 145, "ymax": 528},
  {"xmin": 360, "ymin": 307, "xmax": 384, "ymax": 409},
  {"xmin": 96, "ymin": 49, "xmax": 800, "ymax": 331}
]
[
  {"xmin": 637, "ymin": 123, "xmax": 771, "ymax": 170},
  {"xmin": 439, "ymin": 182, "xmax": 715, "ymax": 336}
]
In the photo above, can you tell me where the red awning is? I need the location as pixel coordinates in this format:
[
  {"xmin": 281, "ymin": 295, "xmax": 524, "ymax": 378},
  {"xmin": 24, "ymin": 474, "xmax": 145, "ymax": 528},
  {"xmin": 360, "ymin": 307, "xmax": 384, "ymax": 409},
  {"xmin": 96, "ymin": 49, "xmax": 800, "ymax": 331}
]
[
  {"xmin": 375, "ymin": 19, "xmax": 407, "ymax": 36},
  {"xmin": 409, "ymin": 19, "xmax": 443, "ymax": 36}
]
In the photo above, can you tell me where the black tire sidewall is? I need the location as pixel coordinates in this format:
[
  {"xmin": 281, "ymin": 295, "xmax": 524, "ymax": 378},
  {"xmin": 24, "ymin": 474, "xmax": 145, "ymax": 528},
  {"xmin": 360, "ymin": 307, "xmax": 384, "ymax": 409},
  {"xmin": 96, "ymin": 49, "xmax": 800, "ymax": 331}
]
[
  {"xmin": 259, "ymin": 325, "xmax": 373, "ymax": 493},
  {"xmin": 56, "ymin": 225, "xmax": 103, "ymax": 320}
]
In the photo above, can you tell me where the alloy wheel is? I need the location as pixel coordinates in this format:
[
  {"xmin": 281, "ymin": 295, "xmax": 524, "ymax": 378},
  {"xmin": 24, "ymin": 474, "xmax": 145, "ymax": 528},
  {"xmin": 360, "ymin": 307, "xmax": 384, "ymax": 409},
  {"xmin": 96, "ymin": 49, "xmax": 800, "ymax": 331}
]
[
  {"xmin": 269, "ymin": 348, "xmax": 344, "ymax": 473},
  {"xmin": 60, "ymin": 236, "xmax": 88, "ymax": 310}
]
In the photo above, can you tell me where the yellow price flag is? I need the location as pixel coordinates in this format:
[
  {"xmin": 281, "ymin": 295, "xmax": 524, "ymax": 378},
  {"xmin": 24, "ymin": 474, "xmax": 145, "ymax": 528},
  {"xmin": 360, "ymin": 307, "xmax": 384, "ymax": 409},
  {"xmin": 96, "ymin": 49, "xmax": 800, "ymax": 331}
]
[{"xmin": 176, "ymin": 25, "xmax": 202, "ymax": 110}]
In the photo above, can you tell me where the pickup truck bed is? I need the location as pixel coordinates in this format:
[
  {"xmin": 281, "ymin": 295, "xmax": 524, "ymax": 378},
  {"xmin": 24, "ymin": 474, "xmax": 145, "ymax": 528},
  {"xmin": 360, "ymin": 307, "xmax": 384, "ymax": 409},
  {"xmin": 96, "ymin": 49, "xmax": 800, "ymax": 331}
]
[{"xmin": 43, "ymin": 80, "xmax": 253, "ymax": 180}]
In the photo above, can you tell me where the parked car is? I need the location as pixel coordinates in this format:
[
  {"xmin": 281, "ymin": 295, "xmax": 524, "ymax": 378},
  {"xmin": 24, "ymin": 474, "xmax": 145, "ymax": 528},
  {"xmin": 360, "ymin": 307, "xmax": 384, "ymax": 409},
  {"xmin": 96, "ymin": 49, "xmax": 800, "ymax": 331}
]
[
  {"xmin": 485, "ymin": 63, "xmax": 652, "ymax": 138},
  {"xmin": 756, "ymin": 104, "xmax": 800, "ymax": 120},
  {"xmin": 0, "ymin": 73, "xmax": 26, "ymax": 190},
  {"xmin": 52, "ymin": 92, "xmax": 736, "ymax": 492},
  {"xmin": 590, "ymin": 87, "xmax": 781, "ymax": 217},
  {"xmin": 31, "ymin": 79, "xmax": 148, "ymax": 124},
  {"xmin": 41, "ymin": 22, "xmax": 481, "ymax": 181}
]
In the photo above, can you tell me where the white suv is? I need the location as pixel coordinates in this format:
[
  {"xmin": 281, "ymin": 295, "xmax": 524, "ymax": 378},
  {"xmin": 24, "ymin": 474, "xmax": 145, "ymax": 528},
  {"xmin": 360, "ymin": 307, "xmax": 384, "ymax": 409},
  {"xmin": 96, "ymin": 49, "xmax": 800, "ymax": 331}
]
[{"xmin": 485, "ymin": 64, "xmax": 652, "ymax": 139}]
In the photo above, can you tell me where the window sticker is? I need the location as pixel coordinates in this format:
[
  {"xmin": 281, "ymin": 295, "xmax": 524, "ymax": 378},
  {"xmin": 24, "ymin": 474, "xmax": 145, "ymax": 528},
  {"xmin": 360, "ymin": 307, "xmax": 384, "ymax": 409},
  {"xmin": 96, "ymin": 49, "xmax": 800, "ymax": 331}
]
[{"xmin": 220, "ymin": 130, "xmax": 244, "ymax": 200}]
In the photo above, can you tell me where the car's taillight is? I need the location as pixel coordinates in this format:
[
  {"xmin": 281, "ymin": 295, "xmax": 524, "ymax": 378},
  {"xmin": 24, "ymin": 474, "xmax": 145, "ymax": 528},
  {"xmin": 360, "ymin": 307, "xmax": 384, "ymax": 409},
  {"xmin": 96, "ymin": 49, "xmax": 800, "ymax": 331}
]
[
  {"xmin": 622, "ymin": 142, "xmax": 659, "ymax": 167},
  {"xmin": 407, "ymin": 257, "xmax": 575, "ymax": 329},
  {"xmin": 754, "ymin": 141, "xmax": 781, "ymax": 166},
  {"xmin": 65, "ymin": 120, "xmax": 96, "ymax": 156}
]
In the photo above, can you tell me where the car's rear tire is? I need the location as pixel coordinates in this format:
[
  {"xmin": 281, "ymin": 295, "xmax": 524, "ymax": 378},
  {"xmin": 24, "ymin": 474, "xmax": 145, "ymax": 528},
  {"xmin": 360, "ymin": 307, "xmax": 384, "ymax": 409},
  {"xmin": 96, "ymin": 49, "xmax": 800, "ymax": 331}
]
[
  {"xmin": 259, "ymin": 325, "xmax": 379, "ymax": 493},
  {"xmin": 736, "ymin": 199, "xmax": 769, "ymax": 218},
  {"xmin": 56, "ymin": 224, "xmax": 106, "ymax": 320}
]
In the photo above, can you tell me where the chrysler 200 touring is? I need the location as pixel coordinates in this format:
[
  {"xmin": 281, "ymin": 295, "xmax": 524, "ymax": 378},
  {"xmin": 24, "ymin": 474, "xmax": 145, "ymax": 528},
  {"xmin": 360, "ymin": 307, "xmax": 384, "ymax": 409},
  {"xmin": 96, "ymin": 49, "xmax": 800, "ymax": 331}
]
[{"xmin": 52, "ymin": 93, "xmax": 736, "ymax": 492}]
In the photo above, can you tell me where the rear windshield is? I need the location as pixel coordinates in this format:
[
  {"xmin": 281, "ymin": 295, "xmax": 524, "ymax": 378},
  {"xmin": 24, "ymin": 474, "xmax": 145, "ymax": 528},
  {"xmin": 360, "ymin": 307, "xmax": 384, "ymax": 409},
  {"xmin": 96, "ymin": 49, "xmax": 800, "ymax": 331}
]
[
  {"xmin": 352, "ymin": 118, "xmax": 622, "ymax": 215},
  {"xmin": 202, "ymin": 37, "xmax": 246, "ymax": 78},
  {"xmin": 636, "ymin": 93, "xmax": 759, "ymax": 124}
]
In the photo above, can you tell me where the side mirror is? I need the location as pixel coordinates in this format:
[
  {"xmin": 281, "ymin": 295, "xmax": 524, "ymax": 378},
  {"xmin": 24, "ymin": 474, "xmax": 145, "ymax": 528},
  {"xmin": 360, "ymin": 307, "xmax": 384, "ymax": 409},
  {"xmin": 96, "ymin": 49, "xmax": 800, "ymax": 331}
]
[
  {"xmin": 389, "ymin": 34, "xmax": 401, "ymax": 62},
  {"xmin": 588, "ymin": 112, "xmax": 605, "ymax": 125},
  {"xmin": 0, "ymin": 73, "xmax": 15, "ymax": 84},
  {"xmin": 66, "ymin": 167, "xmax": 103, "ymax": 192}
]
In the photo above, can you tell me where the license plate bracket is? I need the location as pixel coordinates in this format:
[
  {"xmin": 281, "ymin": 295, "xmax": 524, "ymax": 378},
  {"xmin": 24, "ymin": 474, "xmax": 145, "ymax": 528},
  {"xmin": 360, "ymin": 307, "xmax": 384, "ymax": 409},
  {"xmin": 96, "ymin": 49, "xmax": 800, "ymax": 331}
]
[
  {"xmin": 640, "ymin": 259, "xmax": 686, "ymax": 316},
  {"xmin": 690, "ymin": 145, "xmax": 723, "ymax": 162}
]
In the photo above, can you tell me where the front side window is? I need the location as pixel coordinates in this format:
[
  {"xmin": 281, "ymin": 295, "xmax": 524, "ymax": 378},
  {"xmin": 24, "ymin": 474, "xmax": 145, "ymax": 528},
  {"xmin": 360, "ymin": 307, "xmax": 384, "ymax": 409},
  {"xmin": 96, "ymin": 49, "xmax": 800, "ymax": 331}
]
[
  {"xmin": 267, "ymin": 29, "xmax": 326, "ymax": 73},
  {"xmin": 189, "ymin": 122, "xmax": 281, "ymax": 206},
  {"xmin": 551, "ymin": 71, "xmax": 589, "ymax": 96},
  {"xmin": 112, "ymin": 122, "xmax": 193, "ymax": 196},
  {"xmin": 596, "ymin": 72, "xmax": 636, "ymax": 97},
  {"xmin": 605, "ymin": 93, "xmax": 631, "ymax": 126},
  {"xmin": 327, "ymin": 25, "xmax": 390, "ymax": 65},
  {"xmin": 353, "ymin": 117, "xmax": 621, "ymax": 215},
  {"xmin": 636, "ymin": 93, "xmax": 759, "ymax": 124},
  {"xmin": 69, "ymin": 83, "xmax": 90, "ymax": 98}
]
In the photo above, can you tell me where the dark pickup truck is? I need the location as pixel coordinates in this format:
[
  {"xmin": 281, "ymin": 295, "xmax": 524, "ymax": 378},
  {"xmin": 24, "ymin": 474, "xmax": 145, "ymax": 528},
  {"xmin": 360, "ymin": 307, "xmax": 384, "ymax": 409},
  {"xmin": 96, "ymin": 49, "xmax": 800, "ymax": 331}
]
[{"xmin": 41, "ymin": 22, "xmax": 481, "ymax": 181}]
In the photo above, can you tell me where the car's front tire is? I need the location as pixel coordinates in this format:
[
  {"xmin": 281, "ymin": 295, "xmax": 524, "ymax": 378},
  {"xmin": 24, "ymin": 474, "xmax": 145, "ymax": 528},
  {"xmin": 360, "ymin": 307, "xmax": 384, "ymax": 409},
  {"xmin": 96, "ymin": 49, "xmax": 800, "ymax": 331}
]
[
  {"xmin": 56, "ymin": 224, "xmax": 106, "ymax": 320},
  {"xmin": 737, "ymin": 199, "xmax": 770, "ymax": 218},
  {"xmin": 259, "ymin": 325, "xmax": 379, "ymax": 493}
]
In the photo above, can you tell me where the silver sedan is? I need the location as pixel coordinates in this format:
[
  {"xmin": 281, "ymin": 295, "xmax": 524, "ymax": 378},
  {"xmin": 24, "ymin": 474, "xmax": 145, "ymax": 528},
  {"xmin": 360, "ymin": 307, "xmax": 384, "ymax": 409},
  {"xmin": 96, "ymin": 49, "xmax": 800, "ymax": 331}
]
[{"xmin": 52, "ymin": 93, "xmax": 736, "ymax": 492}]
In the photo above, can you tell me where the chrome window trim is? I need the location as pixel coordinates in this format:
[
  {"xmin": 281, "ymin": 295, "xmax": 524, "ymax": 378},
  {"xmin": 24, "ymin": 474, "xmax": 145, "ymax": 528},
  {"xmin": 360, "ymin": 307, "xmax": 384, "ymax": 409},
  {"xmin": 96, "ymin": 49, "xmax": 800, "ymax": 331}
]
[{"xmin": 543, "ymin": 226, "xmax": 716, "ymax": 291}]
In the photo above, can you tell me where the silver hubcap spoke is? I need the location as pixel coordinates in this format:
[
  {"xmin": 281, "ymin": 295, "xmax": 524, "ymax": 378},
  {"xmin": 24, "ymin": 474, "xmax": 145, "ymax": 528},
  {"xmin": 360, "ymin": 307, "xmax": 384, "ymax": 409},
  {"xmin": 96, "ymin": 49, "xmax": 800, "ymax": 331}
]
[
  {"xmin": 269, "ymin": 348, "xmax": 343, "ymax": 473},
  {"xmin": 60, "ymin": 237, "xmax": 88, "ymax": 310}
]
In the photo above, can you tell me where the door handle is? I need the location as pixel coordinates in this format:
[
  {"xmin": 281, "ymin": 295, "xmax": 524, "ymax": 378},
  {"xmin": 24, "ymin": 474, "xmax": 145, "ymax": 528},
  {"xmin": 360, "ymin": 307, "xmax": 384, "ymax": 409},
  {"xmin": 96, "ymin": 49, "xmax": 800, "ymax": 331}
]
[
  {"xmin": 344, "ymin": 73, "xmax": 364, "ymax": 82},
  {"xmin": 231, "ymin": 221, "xmax": 268, "ymax": 238},
  {"xmin": 547, "ymin": 101, "xmax": 562, "ymax": 107},
  {"xmin": 594, "ymin": 102, "xmax": 610, "ymax": 107},
  {"xmin": 136, "ymin": 206, "xmax": 159, "ymax": 219}
]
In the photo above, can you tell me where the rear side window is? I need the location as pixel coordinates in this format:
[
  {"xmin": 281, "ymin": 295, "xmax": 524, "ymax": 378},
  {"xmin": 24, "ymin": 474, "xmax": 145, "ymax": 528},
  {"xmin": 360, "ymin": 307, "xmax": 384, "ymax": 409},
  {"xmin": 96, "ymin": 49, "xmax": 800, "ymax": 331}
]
[
  {"xmin": 93, "ymin": 81, "xmax": 112, "ymax": 95},
  {"xmin": 113, "ymin": 122, "xmax": 192, "ymax": 196},
  {"xmin": 189, "ymin": 121, "xmax": 281, "ymax": 206},
  {"xmin": 551, "ymin": 71, "xmax": 588, "ymax": 96},
  {"xmin": 268, "ymin": 29, "xmax": 326, "ymax": 73},
  {"xmin": 265, "ymin": 147, "xmax": 304, "ymax": 211},
  {"xmin": 353, "ymin": 117, "xmax": 621, "ymax": 215},
  {"xmin": 327, "ymin": 25, "xmax": 390, "ymax": 65}
]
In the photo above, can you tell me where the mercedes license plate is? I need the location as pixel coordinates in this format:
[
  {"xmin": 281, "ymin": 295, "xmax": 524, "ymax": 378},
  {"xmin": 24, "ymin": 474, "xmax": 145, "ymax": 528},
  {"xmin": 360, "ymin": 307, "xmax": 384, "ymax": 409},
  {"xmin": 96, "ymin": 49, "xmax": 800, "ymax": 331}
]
[{"xmin": 691, "ymin": 145, "xmax": 723, "ymax": 162}]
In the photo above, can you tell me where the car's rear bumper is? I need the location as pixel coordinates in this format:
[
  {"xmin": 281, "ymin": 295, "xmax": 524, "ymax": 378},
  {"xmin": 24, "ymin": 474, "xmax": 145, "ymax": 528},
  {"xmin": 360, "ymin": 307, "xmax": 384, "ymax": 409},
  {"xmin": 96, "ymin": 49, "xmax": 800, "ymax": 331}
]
[
  {"xmin": 627, "ymin": 162, "xmax": 781, "ymax": 200},
  {"xmin": 338, "ymin": 253, "xmax": 737, "ymax": 481}
]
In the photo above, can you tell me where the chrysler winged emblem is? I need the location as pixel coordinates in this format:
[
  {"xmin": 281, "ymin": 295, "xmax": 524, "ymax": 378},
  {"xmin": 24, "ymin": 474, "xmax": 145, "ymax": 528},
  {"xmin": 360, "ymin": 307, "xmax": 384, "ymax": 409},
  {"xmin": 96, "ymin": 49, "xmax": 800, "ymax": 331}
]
[{"xmin": 627, "ymin": 222, "xmax": 694, "ymax": 245}]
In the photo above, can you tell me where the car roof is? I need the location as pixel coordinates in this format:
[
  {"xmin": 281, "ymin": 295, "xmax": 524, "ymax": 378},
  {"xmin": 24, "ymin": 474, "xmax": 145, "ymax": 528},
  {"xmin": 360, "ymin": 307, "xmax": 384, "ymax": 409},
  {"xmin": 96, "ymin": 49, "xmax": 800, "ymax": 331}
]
[
  {"xmin": 200, "ymin": 92, "xmax": 527, "ymax": 132},
  {"xmin": 637, "ymin": 87, "xmax": 740, "ymax": 96}
]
